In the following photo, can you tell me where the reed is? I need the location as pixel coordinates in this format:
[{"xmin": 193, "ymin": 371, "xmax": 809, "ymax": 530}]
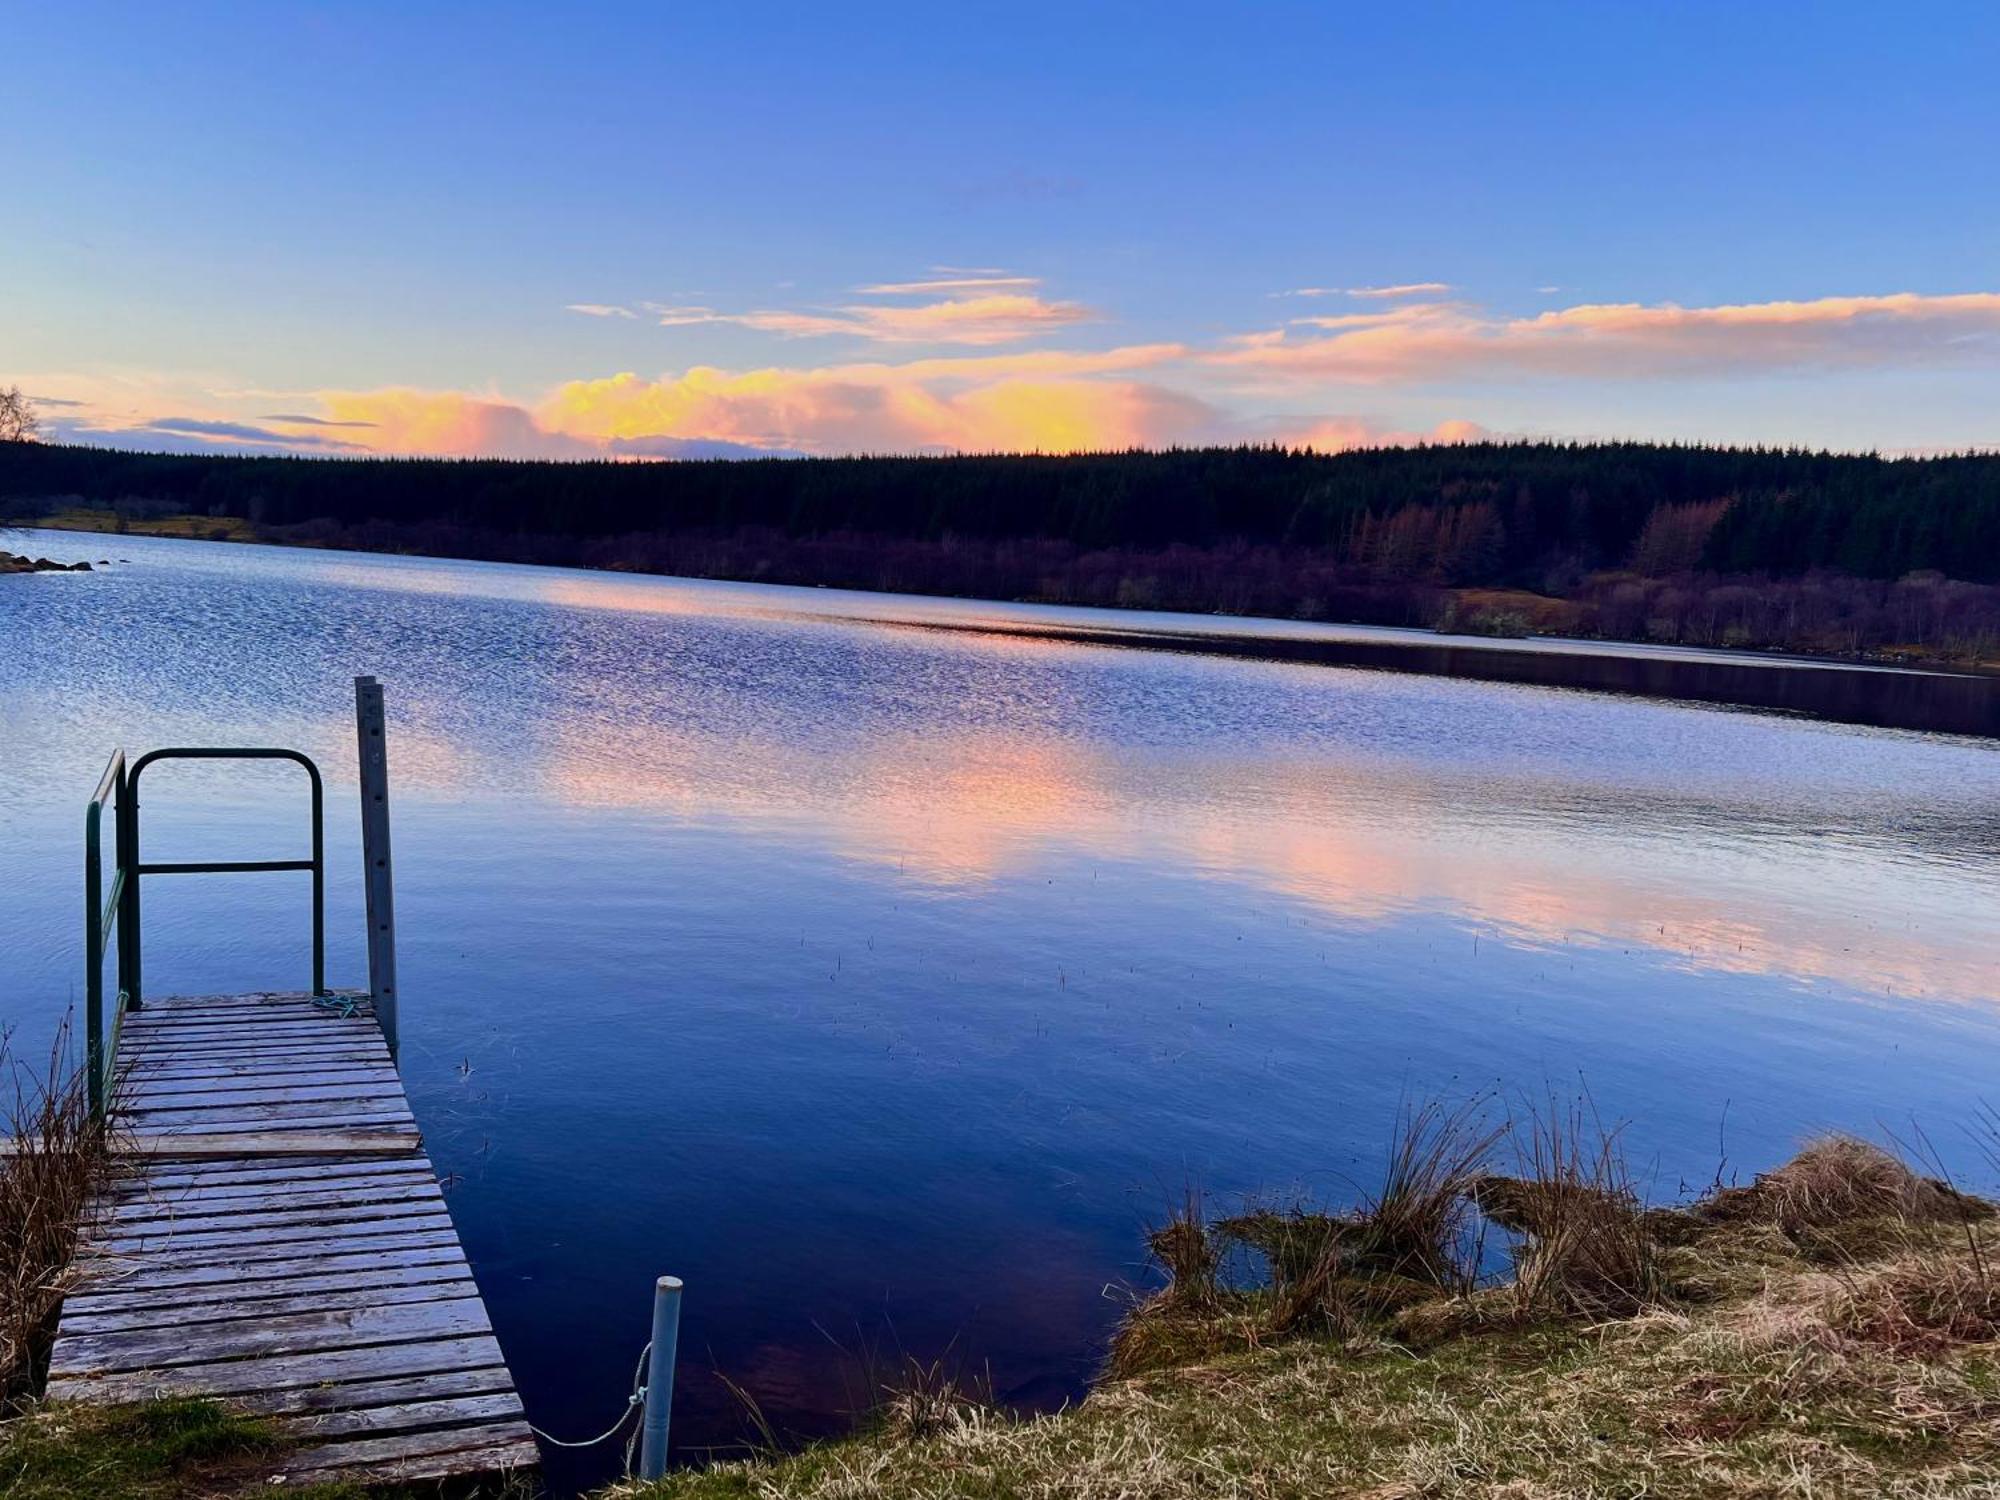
[{"xmin": 0, "ymin": 1021, "xmax": 112, "ymax": 1404}]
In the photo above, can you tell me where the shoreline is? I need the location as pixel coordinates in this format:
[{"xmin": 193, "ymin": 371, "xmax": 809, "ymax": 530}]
[{"xmin": 9, "ymin": 513, "xmax": 1997, "ymax": 739}]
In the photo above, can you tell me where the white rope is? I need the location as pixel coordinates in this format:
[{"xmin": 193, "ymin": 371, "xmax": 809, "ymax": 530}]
[{"xmin": 529, "ymin": 1339, "xmax": 651, "ymax": 1452}]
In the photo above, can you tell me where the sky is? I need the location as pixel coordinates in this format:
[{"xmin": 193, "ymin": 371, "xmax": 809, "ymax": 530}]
[{"xmin": 5, "ymin": 1, "xmax": 1999, "ymax": 460}]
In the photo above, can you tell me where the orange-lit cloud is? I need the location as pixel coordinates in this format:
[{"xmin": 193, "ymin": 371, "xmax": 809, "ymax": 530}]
[
  {"xmin": 1277, "ymin": 416, "xmax": 1489, "ymax": 452},
  {"xmin": 33, "ymin": 285, "xmax": 2000, "ymax": 460},
  {"xmin": 615, "ymin": 272, "xmax": 1095, "ymax": 346},
  {"xmin": 319, "ymin": 388, "xmax": 597, "ymax": 458},
  {"xmin": 538, "ymin": 366, "xmax": 1218, "ymax": 454},
  {"xmin": 1213, "ymin": 291, "xmax": 2000, "ymax": 384}
]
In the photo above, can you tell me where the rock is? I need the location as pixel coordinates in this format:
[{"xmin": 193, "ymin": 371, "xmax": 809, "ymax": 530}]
[{"xmin": 1, "ymin": 550, "xmax": 94, "ymax": 574}]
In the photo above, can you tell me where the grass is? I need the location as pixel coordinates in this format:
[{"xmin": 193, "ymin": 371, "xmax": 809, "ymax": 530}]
[
  {"xmin": 602, "ymin": 1117, "xmax": 2000, "ymax": 1500},
  {"xmin": 0, "ymin": 1397, "xmax": 551, "ymax": 1498},
  {"xmin": 5, "ymin": 507, "xmax": 259, "ymax": 543},
  {"xmin": 0, "ymin": 1026, "xmax": 111, "ymax": 1405},
  {"xmin": 0, "ymin": 1398, "xmax": 358, "ymax": 1499}
]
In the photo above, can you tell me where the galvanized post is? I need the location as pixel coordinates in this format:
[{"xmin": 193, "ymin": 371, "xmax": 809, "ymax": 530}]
[
  {"xmin": 638, "ymin": 1276, "xmax": 683, "ymax": 1480},
  {"xmin": 84, "ymin": 799, "xmax": 105, "ymax": 1121},
  {"xmin": 118, "ymin": 767, "xmax": 141, "ymax": 1012},
  {"xmin": 354, "ymin": 675, "xmax": 399, "ymax": 1057}
]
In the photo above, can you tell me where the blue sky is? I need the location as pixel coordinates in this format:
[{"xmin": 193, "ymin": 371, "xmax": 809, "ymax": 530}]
[{"xmin": 5, "ymin": 2, "xmax": 1998, "ymax": 456}]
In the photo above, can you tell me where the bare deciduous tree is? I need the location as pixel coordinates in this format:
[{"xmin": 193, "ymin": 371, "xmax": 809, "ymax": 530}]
[{"xmin": 0, "ymin": 386, "xmax": 42, "ymax": 442}]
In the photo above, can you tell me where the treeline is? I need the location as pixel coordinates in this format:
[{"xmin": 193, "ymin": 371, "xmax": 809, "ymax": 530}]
[{"xmin": 4, "ymin": 439, "xmax": 1999, "ymax": 659}]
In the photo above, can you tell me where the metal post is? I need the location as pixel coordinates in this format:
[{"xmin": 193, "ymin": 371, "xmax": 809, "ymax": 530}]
[
  {"xmin": 84, "ymin": 799, "xmax": 105, "ymax": 1121},
  {"xmin": 638, "ymin": 1276, "xmax": 683, "ymax": 1480},
  {"xmin": 118, "ymin": 766, "xmax": 141, "ymax": 1012},
  {"xmin": 354, "ymin": 676, "xmax": 399, "ymax": 1056}
]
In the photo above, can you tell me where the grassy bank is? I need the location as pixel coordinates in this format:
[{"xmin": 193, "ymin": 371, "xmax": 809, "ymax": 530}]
[
  {"xmin": 5, "ymin": 1116, "xmax": 1997, "ymax": 1497},
  {"xmin": 609, "ymin": 1123, "xmax": 2000, "ymax": 1500}
]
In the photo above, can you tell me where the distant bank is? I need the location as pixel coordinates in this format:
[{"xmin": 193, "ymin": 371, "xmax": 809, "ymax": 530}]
[
  {"xmin": 4, "ymin": 439, "xmax": 1998, "ymax": 673},
  {"xmin": 7, "ymin": 518, "xmax": 1995, "ymax": 739}
]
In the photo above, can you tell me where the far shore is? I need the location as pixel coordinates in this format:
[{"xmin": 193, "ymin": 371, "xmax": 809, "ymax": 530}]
[{"xmin": 8, "ymin": 511, "xmax": 1997, "ymax": 739}]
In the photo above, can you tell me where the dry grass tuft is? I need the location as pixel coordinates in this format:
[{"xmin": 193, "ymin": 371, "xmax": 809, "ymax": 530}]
[
  {"xmin": 1146, "ymin": 1191, "xmax": 1219, "ymax": 1314},
  {"xmin": 1488, "ymin": 1100, "xmax": 1664, "ymax": 1321},
  {"xmin": 1346, "ymin": 1097, "xmax": 1505, "ymax": 1290},
  {"xmin": 0, "ymin": 1024, "xmax": 112, "ymax": 1403},
  {"xmin": 1829, "ymin": 1250, "xmax": 2000, "ymax": 1353},
  {"xmin": 875, "ymin": 1357, "xmax": 992, "ymax": 1445},
  {"xmin": 1702, "ymin": 1134, "xmax": 1987, "ymax": 1237},
  {"xmin": 1264, "ymin": 1098, "xmax": 1502, "ymax": 1337}
]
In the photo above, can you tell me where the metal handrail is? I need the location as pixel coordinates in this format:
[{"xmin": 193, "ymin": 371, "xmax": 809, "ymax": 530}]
[
  {"xmin": 84, "ymin": 749, "xmax": 131, "ymax": 1120},
  {"xmin": 85, "ymin": 746, "xmax": 327, "ymax": 1119}
]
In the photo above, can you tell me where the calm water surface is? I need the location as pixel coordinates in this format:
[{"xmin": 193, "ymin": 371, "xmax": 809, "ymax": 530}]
[{"xmin": 3, "ymin": 529, "xmax": 1998, "ymax": 1490}]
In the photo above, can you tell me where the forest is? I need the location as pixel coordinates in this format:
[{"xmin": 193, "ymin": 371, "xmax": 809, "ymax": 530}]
[{"xmin": 4, "ymin": 439, "xmax": 1998, "ymax": 661}]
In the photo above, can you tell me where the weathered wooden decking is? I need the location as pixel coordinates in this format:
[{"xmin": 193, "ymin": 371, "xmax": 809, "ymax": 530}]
[{"xmin": 47, "ymin": 991, "xmax": 539, "ymax": 1486}]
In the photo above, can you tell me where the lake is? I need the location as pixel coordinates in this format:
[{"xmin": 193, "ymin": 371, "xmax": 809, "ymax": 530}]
[{"xmin": 2, "ymin": 527, "xmax": 1997, "ymax": 1492}]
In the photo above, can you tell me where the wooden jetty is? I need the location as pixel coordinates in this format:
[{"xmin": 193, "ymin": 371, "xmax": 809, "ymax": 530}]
[
  {"xmin": 49, "ymin": 680, "xmax": 540, "ymax": 1486},
  {"xmin": 46, "ymin": 994, "xmax": 538, "ymax": 1485}
]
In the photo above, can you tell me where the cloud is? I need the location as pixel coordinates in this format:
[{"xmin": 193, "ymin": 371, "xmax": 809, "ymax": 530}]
[
  {"xmin": 632, "ymin": 272, "xmax": 1092, "ymax": 346},
  {"xmin": 317, "ymin": 389, "xmax": 600, "ymax": 458},
  {"xmin": 265, "ymin": 411, "xmax": 377, "ymax": 428},
  {"xmin": 539, "ymin": 366, "xmax": 1219, "ymax": 454},
  {"xmin": 855, "ymin": 275, "xmax": 1040, "ymax": 295},
  {"xmin": 47, "ymin": 413, "xmax": 364, "ymax": 455},
  {"xmin": 1210, "ymin": 291, "xmax": 2000, "ymax": 384},
  {"xmin": 566, "ymin": 303, "xmax": 638, "ymax": 319},
  {"xmin": 1273, "ymin": 416, "xmax": 1490, "ymax": 453},
  {"xmin": 147, "ymin": 417, "xmax": 308, "ymax": 442},
  {"xmin": 647, "ymin": 292, "xmax": 1094, "ymax": 346},
  {"xmin": 1274, "ymin": 283, "xmax": 1453, "ymax": 300},
  {"xmin": 1345, "ymin": 282, "xmax": 1454, "ymax": 299}
]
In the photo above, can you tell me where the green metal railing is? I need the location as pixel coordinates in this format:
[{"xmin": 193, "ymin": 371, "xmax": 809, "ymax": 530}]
[{"xmin": 85, "ymin": 746, "xmax": 327, "ymax": 1119}]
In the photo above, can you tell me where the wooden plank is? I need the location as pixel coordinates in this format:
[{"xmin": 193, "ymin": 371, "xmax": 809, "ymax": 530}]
[
  {"xmin": 107, "ymin": 1159, "xmax": 435, "ymax": 1196},
  {"xmin": 54, "ymin": 1295, "xmax": 494, "ymax": 1373},
  {"xmin": 123, "ymin": 1088, "xmax": 412, "ymax": 1112},
  {"xmin": 69, "ymin": 1239, "xmax": 468, "ymax": 1289},
  {"xmin": 63, "ymin": 1270, "xmax": 479, "ymax": 1327},
  {"xmin": 128, "ymin": 1118, "xmax": 419, "ymax": 1142},
  {"xmin": 110, "ymin": 1132, "xmax": 420, "ymax": 1159},
  {"xmin": 108, "ymin": 1168, "xmax": 436, "ymax": 1208},
  {"xmin": 121, "ymin": 1025, "xmax": 376, "ymax": 1047},
  {"xmin": 126, "ymin": 1062, "xmax": 393, "ymax": 1087},
  {"xmin": 124, "ymin": 1102, "xmax": 416, "ymax": 1128},
  {"xmin": 122, "ymin": 1026, "xmax": 387, "ymax": 1048},
  {"xmin": 275, "ymin": 1424, "xmax": 538, "ymax": 1480},
  {"xmin": 105, "ymin": 1182, "xmax": 446, "ymax": 1229},
  {"xmin": 218, "ymin": 1365, "xmax": 518, "ymax": 1417},
  {"xmin": 95, "ymin": 1209, "xmax": 457, "ymax": 1257},
  {"xmin": 60, "ymin": 1275, "xmax": 481, "ymax": 1333},
  {"xmin": 47, "ymin": 1333, "xmax": 512, "ymax": 1400},
  {"xmin": 126, "ymin": 993, "xmax": 370, "ymax": 1014},
  {"xmin": 99, "ymin": 1193, "xmax": 447, "ymax": 1241},
  {"xmin": 279, "ymin": 1391, "xmax": 525, "ymax": 1439},
  {"xmin": 65, "ymin": 1252, "xmax": 470, "ymax": 1304},
  {"xmin": 116, "ymin": 1045, "xmax": 389, "ymax": 1068}
]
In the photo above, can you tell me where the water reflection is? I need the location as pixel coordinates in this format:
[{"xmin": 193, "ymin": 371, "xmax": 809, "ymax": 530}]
[{"xmin": 3, "ymin": 529, "xmax": 1998, "ymax": 1493}]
